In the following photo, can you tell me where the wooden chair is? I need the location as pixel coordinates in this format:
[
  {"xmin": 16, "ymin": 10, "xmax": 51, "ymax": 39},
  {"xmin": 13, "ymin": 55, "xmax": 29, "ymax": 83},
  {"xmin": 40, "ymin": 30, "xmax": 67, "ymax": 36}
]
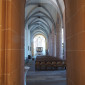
[
  {"xmin": 40, "ymin": 62, "xmax": 46, "ymax": 70},
  {"xmin": 52, "ymin": 61, "xmax": 57, "ymax": 70},
  {"xmin": 46, "ymin": 61, "xmax": 52, "ymax": 70},
  {"xmin": 57, "ymin": 60, "xmax": 63, "ymax": 68},
  {"xmin": 35, "ymin": 62, "xmax": 40, "ymax": 70}
]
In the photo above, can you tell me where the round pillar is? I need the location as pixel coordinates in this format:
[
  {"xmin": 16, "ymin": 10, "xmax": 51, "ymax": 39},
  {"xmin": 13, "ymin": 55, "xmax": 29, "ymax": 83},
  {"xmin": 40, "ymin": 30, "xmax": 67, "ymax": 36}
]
[{"xmin": 56, "ymin": 26, "xmax": 63, "ymax": 59}]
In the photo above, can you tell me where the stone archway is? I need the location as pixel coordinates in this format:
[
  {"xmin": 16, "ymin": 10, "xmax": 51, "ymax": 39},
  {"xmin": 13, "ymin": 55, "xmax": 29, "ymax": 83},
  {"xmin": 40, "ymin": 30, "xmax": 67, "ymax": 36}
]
[{"xmin": 1, "ymin": 0, "xmax": 85, "ymax": 85}]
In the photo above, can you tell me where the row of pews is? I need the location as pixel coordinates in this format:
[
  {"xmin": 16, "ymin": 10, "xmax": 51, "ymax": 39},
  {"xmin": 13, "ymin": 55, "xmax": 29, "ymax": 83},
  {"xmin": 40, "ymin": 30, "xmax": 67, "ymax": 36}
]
[{"xmin": 35, "ymin": 56, "xmax": 66, "ymax": 71}]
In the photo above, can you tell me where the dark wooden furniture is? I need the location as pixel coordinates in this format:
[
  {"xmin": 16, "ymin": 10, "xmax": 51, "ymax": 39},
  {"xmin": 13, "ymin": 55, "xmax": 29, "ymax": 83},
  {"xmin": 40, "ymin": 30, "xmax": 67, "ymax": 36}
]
[{"xmin": 35, "ymin": 56, "xmax": 66, "ymax": 71}]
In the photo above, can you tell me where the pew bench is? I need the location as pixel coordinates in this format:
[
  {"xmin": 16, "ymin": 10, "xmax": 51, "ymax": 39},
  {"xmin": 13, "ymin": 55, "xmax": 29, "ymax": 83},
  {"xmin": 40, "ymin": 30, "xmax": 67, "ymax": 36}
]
[{"xmin": 35, "ymin": 56, "xmax": 66, "ymax": 71}]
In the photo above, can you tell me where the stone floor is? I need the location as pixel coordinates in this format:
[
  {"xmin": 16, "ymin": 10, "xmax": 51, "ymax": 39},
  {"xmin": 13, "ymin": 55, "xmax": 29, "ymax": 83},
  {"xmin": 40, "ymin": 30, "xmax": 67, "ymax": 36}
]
[{"xmin": 26, "ymin": 59, "xmax": 67, "ymax": 85}]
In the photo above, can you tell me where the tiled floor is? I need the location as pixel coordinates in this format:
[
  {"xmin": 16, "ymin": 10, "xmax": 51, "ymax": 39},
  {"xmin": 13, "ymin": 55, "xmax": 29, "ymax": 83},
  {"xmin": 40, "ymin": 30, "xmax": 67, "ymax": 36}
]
[{"xmin": 26, "ymin": 59, "xmax": 67, "ymax": 85}]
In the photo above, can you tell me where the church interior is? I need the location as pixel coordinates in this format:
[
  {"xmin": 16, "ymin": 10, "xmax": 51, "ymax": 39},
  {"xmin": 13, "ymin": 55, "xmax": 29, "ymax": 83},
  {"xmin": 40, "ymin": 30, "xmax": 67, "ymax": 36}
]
[{"xmin": 0, "ymin": 0, "xmax": 85, "ymax": 85}]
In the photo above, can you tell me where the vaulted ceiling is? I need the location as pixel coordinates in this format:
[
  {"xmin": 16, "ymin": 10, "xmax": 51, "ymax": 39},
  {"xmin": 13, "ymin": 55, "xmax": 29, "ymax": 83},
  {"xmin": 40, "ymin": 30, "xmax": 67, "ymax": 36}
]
[{"xmin": 25, "ymin": 0, "xmax": 65, "ymax": 38}]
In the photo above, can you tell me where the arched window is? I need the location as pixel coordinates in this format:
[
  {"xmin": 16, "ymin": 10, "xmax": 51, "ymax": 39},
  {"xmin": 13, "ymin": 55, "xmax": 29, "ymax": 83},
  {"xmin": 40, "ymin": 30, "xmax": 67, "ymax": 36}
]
[{"xmin": 33, "ymin": 35, "xmax": 46, "ymax": 57}]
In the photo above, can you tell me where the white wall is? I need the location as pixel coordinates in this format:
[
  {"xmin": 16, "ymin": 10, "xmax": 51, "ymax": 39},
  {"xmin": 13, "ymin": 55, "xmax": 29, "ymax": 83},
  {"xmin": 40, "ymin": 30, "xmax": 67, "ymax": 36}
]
[{"xmin": 25, "ymin": 25, "xmax": 31, "ymax": 60}]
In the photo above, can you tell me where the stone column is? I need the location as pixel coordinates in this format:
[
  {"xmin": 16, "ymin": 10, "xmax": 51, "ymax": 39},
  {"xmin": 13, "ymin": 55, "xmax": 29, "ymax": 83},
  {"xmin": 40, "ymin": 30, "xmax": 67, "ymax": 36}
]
[
  {"xmin": 53, "ymin": 34, "xmax": 56, "ymax": 57},
  {"xmin": 63, "ymin": 11, "xmax": 66, "ymax": 60},
  {"xmin": 48, "ymin": 34, "xmax": 51, "ymax": 56},
  {"xmin": 0, "ymin": 0, "xmax": 6, "ymax": 85},
  {"xmin": 48, "ymin": 28, "xmax": 56, "ymax": 57},
  {"xmin": 46, "ymin": 39, "xmax": 48, "ymax": 55},
  {"xmin": 51, "ymin": 27, "xmax": 56, "ymax": 57},
  {"xmin": 51, "ymin": 28, "xmax": 54, "ymax": 57},
  {"xmin": 56, "ymin": 25, "xmax": 63, "ymax": 59},
  {"xmin": 65, "ymin": 0, "xmax": 85, "ymax": 85},
  {"xmin": 0, "ymin": 0, "xmax": 25, "ymax": 85},
  {"xmin": 48, "ymin": 34, "xmax": 52, "ymax": 56}
]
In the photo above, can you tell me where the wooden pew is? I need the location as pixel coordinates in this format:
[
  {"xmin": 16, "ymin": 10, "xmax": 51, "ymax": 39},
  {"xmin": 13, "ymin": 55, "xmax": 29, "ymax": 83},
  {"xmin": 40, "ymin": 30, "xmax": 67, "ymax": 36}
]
[{"xmin": 35, "ymin": 56, "xmax": 66, "ymax": 71}]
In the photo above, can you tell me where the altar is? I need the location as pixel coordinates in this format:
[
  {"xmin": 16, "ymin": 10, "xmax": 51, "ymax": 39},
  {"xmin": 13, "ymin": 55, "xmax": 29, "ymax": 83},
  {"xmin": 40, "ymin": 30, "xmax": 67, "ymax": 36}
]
[{"xmin": 36, "ymin": 47, "xmax": 43, "ymax": 56}]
